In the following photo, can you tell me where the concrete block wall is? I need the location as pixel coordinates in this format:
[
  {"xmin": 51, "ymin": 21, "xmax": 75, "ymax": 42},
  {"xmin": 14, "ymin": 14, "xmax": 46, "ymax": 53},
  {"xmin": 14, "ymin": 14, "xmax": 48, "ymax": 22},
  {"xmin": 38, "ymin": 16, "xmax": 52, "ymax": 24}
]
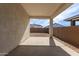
[
  {"xmin": 30, "ymin": 28, "xmax": 49, "ymax": 33},
  {"xmin": 53, "ymin": 26, "xmax": 79, "ymax": 48},
  {"xmin": 0, "ymin": 4, "xmax": 30, "ymax": 55}
]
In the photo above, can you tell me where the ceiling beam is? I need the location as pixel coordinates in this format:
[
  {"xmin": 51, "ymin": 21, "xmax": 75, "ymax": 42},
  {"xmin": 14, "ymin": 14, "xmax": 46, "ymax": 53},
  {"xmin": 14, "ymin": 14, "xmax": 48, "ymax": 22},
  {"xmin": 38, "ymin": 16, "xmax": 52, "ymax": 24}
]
[{"xmin": 29, "ymin": 16, "xmax": 51, "ymax": 19}]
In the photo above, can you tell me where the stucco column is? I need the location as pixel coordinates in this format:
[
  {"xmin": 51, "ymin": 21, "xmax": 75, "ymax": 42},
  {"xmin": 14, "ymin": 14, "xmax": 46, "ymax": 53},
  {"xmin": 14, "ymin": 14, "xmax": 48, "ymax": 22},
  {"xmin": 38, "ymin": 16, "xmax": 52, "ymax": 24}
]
[
  {"xmin": 49, "ymin": 18, "xmax": 56, "ymax": 46},
  {"xmin": 49, "ymin": 18, "xmax": 53, "ymax": 38}
]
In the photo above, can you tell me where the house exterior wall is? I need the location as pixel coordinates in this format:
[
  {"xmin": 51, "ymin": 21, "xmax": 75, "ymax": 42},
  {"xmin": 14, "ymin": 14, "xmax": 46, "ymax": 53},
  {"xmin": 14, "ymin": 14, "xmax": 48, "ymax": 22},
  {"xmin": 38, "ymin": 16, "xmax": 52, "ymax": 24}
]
[{"xmin": 0, "ymin": 4, "xmax": 30, "ymax": 55}]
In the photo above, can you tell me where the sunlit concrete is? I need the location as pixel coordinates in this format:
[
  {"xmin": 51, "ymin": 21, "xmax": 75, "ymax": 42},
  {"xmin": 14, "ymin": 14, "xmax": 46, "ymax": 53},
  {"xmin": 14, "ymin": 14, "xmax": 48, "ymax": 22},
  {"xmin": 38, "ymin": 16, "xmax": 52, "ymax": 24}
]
[
  {"xmin": 20, "ymin": 37, "xmax": 49, "ymax": 46},
  {"xmin": 20, "ymin": 33, "xmax": 49, "ymax": 46},
  {"xmin": 19, "ymin": 33, "xmax": 79, "ymax": 56},
  {"xmin": 53, "ymin": 37, "xmax": 79, "ymax": 56}
]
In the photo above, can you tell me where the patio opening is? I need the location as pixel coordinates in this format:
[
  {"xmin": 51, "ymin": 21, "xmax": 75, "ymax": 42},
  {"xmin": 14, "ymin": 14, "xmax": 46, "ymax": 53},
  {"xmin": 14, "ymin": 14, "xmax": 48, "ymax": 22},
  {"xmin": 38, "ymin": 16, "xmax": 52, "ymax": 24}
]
[{"xmin": 20, "ymin": 18, "xmax": 51, "ymax": 46}]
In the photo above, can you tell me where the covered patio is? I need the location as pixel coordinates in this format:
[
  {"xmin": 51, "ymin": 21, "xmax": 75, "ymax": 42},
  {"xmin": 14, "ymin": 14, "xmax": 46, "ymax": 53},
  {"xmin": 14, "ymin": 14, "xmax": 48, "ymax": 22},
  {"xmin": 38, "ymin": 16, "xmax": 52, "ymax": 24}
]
[{"xmin": 1, "ymin": 3, "xmax": 79, "ymax": 56}]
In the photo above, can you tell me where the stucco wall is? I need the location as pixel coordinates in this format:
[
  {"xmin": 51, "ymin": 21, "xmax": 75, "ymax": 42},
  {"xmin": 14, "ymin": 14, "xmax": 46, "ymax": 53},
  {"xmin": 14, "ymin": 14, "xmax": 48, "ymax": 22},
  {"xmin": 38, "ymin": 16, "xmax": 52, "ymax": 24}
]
[
  {"xmin": 53, "ymin": 26, "xmax": 79, "ymax": 48},
  {"xmin": 0, "ymin": 4, "xmax": 30, "ymax": 55}
]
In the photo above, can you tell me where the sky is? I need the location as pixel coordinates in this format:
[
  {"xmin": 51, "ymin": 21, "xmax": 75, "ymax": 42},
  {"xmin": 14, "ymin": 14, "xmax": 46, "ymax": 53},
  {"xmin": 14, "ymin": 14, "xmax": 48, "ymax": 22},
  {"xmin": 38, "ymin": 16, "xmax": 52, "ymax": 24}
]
[
  {"xmin": 53, "ymin": 3, "xmax": 79, "ymax": 26},
  {"xmin": 30, "ymin": 3, "xmax": 79, "ymax": 27},
  {"xmin": 30, "ymin": 18, "xmax": 49, "ymax": 27}
]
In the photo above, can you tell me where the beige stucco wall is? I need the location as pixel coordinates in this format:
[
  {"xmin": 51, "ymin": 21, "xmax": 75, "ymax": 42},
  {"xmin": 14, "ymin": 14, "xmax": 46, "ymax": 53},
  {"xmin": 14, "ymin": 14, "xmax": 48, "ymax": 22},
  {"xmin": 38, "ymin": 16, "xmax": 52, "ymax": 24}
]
[{"xmin": 0, "ymin": 4, "xmax": 30, "ymax": 55}]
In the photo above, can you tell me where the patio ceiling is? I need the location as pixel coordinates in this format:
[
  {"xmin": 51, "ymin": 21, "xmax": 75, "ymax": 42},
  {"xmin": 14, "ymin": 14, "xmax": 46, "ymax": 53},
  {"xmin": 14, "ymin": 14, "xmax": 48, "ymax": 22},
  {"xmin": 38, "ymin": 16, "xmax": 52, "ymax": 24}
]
[{"xmin": 21, "ymin": 3, "xmax": 72, "ymax": 19}]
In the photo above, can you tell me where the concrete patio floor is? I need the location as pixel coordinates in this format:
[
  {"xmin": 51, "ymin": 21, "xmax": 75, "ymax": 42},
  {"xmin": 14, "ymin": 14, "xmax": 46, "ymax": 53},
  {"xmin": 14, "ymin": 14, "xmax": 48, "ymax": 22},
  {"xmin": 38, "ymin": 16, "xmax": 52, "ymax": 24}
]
[{"xmin": 7, "ymin": 33, "xmax": 79, "ymax": 56}]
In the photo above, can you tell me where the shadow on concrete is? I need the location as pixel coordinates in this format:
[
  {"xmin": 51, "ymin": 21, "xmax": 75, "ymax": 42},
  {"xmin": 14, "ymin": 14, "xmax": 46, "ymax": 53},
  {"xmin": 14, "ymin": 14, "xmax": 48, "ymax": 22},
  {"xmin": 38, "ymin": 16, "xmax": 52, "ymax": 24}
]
[
  {"xmin": 6, "ymin": 45, "xmax": 70, "ymax": 56},
  {"xmin": 49, "ymin": 37, "xmax": 56, "ymax": 46}
]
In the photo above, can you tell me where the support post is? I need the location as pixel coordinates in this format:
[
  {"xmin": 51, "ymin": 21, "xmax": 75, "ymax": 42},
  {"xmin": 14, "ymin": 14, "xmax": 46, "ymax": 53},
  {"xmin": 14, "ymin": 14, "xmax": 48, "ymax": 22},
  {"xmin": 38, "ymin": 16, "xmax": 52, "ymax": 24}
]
[
  {"xmin": 71, "ymin": 20, "xmax": 75, "ymax": 26},
  {"xmin": 49, "ymin": 18, "xmax": 56, "ymax": 46},
  {"xmin": 49, "ymin": 18, "xmax": 53, "ymax": 39}
]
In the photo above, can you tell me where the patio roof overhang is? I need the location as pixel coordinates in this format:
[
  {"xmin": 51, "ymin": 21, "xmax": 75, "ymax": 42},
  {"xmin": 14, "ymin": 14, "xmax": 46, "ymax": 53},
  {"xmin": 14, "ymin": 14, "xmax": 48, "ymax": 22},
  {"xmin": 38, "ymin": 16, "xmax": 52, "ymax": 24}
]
[{"xmin": 21, "ymin": 3, "xmax": 72, "ymax": 19}]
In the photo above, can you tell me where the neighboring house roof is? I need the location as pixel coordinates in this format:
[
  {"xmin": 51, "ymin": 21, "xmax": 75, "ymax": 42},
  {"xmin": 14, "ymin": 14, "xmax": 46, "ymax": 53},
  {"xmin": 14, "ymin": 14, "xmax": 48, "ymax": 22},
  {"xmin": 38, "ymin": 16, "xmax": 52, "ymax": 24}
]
[
  {"xmin": 64, "ymin": 14, "xmax": 79, "ymax": 21},
  {"xmin": 30, "ymin": 24, "xmax": 43, "ymax": 28},
  {"xmin": 45, "ymin": 23, "xmax": 64, "ymax": 28}
]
